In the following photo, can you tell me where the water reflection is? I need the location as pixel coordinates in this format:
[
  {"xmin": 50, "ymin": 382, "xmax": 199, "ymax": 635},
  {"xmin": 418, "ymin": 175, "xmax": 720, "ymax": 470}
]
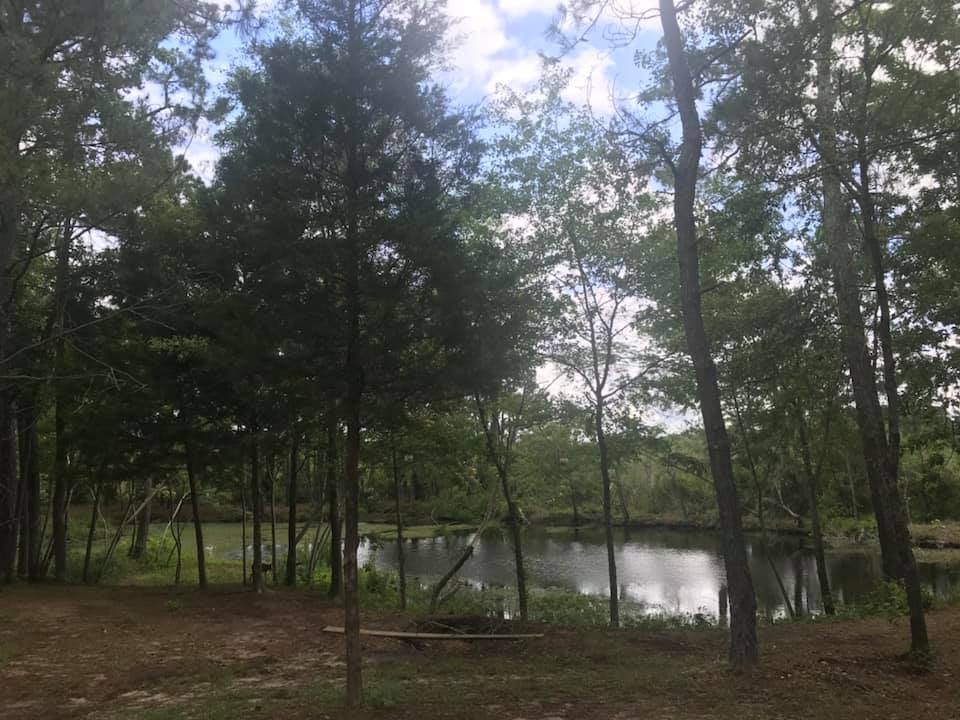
[{"xmin": 359, "ymin": 526, "xmax": 960, "ymax": 618}]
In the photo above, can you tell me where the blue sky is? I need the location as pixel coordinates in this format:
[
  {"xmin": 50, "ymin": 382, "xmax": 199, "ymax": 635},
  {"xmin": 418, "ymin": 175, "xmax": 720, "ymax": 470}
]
[{"xmin": 185, "ymin": 0, "xmax": 664, "ymax": 178}]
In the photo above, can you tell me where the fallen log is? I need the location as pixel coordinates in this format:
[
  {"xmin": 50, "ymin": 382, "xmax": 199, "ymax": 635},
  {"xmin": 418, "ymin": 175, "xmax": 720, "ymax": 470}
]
[{"xmin": 321, "ymin": 626, "xmax": 543, "ymax": 641}]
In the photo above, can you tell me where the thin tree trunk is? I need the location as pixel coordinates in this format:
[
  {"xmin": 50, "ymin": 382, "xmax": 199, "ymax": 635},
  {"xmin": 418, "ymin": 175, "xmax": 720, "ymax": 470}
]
[
  {"xmin": 734, "ymin": 396, "xmax": 794, "ymax": 620},
  {"xmin": 0, "ymin": 131, "xmax": 19, "ymax": 579},
  {"xmin": 793, "ymin": 553, "xmax": 805, "ymax": 617},
  {"xmin": 475, "ymin": 395, "xmax": 529, "ymax": 622},
  {"xmin": 130, "ymin": 476, "xmax": 152, "ymax": 559},
  {"xmin": 0, "ymin": 398, "xmax": 18, "ymax": 583},
  {"xmin": 241, "ymin": 482, "xmax": 248, "ymax": 586},
  {"xmin": 430, "ymin": 482, "xmax": 498, "ymax": 612},
  {"xmin": 96, "ymin": 483, "xmax": 162, "ymax": 582},
  {"xmin": 501, "ymin": 469, "xmax": 528, "ymax": 622},
  {"xmin": 795, "ymin": 406, "xmax": 835, "ymax": 614},
  {"xmin": 326, "ymin": 405, "xmax": 342, "ymax": 599},
  {"xmin": 659, "ymin": 0, "xmax": 758, "ymax": 666},
  {"xmin": 52, "ymin": 375, "xmax": 68, "ymax": 580},
  {"xmin": 286, "ymin": 432, "xmax": 299, "ymax": 586},
  {"xmin": 16, "ymin": 405, "xmax": 31, "ymax": 579},
  {"xmin": 391, "ymin": 441, "xmax": 407, "ymax": 610},
  {"xmin": 343, "ymin": 365, "xmax": 363, "ymax": 706},
  {"xmin": 185, "ymin": 435, "xmax": 207, "ymax": 589},
  {"xmin": 845, "ymin": 455, "xmax": 858, "ymax": 518},
  {"xmin": 82, "ymin": 483, "xmax": 102, "ymax": 584},
  {"xmin": 19, "ymin": 404, "xmax": 40, "ymax": 580},
  {"xmin": 16, "ymin": 451, "xmax": 28, "ymax": 579},
  {"xmin": 430, "ymin": 545, "xmax": 474, "ymax": 612},
  {"xmin": 341, "ymin": 198, "xmax": 365, "ymax": 705},
  {"xmin": 269, "ymin": 459, "xmax": 278, "ymax": 585},
  {"xmin": 614, "ymin": 468, "xmax": 630, "ymax": 525},
  {"xmin": 596, "ymin": 399, "xmax": 619, "ymax": 627},
  {"xmin": 173, "ymin": 508, "xmax": 183, "ymax": 585},
  {"xmin": 250, "ymin": 438, "xmax": 264, "ymax": 593},
  {"xmin": 51, "ymin": 219, "xmax": 72, "ymax": 582}
]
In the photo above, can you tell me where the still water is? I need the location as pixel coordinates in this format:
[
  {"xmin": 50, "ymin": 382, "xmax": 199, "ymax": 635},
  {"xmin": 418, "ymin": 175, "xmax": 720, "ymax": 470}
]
[{"xmin": 357, "ymin": 526, "xmax": 960, "ymax": 618}]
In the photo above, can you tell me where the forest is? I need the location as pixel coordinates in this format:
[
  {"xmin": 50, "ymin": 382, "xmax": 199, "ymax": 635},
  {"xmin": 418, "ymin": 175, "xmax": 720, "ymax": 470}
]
[{"xmin": 1, "ymin": 0, "xmax": 960, "ymax": 717}]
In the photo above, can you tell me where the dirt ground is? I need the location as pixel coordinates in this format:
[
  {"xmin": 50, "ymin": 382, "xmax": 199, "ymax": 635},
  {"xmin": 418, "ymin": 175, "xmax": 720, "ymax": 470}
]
[{"xmin": 1, "ymin": 585, "xmax": 958, "ymax": 720}]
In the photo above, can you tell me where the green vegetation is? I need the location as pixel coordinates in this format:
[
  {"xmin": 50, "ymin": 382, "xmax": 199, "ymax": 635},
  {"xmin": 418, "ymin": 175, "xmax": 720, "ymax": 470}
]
[{"xmin": 1, "ymin": 0, "xmax": 959, "ymax": 711}]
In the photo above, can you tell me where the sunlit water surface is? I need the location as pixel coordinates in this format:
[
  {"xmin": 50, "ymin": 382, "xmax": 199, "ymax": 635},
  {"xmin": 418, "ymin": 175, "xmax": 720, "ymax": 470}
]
[{"xmin": 355, "ymin": 526, "xmax": 960, "ymax": 619}]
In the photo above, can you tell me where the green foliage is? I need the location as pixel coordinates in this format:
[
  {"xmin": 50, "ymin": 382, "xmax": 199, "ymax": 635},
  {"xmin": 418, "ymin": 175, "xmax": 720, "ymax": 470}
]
[{"xmin": 835, "ymin": 581, "xmax": 937, "ymax": 622}]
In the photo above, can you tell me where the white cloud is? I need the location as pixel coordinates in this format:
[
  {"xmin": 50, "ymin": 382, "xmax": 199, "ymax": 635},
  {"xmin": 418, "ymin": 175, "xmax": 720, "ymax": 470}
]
[
  {"xmin": 562, "ymin": 46, "xmax": 616, "ymax": 114},
  {"xmin": 484, "ymin": 53, "xmax": 545, "ymax": 94},
  {"xmin": 443, "ymin": 0, "xmax": 622, "ymax": 113},
  {"xmin": 444, "ymin": 0, "xmax": 513, "ymax": 94},
  {"xmin": 498, "ymin": 0, "xmax": 562, "ymax": 17}
]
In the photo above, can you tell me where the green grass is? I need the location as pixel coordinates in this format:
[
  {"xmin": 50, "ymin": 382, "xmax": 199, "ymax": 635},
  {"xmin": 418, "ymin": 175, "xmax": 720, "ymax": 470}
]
[{"xmin": 61, "ymin": 519, "xmax": 470, "ymax": 588}]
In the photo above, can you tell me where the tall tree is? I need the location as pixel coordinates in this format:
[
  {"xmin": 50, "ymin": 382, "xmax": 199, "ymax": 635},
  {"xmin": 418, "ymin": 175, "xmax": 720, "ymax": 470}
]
[
  {"xmin": 658, "ymin": 0, "xmax": 759, "ymax": 666},
  {"xmin": 218, "ymin": 0, "xmax": 483, "ymax": 703},
  {"xmin": 496, "ymin": 74, "xmax": 663, "ymax": 626}
]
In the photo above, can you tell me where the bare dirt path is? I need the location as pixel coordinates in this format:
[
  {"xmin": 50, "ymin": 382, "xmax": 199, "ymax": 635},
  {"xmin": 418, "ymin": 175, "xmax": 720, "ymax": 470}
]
[{"xmin": 1, "ymin": 585, "xmax": 958, "ymax": 719}]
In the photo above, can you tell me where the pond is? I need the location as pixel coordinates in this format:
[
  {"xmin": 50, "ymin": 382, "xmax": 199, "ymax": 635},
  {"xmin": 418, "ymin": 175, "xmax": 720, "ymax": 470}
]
[{"xmin": 357, "ymin": 526, "xmax": 960, "ymax": 619}]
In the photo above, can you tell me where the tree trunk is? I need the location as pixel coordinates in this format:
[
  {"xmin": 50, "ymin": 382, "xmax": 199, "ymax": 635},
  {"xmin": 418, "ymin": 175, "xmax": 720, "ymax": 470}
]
[
  {"xmin": 269, "ymin": 460, "xmax": 278, "ymax": 585},
  {"xmin": 341, "ymin": 194, "xmax": 365, "ymax": 705},
  {"xmin": 343, "ymin": 353, "xmax": 363, "ymax": 706},
  {"xmin": 18, "ymin": 404, "xmax": 41, "ymax": 580},
  {"xmin": 793, "ymin": 553, "xmax": 805, "ymax": 617},
  {"xmin": 286, "ymin": 432, "xmax": 299, "ymax": 587},
  {"xmin": 52, "ymin": 373, "xmax": 68, "ymax": 581},
  {"xmin": 326, "ymin": 405, "xmax": 342, "ymax": 599},
  {"xmin": 130, "ymin": 476, "xmax": 152, "ymax": 559},
  {"xmin": 391, "ymin": 442, "xmax": 407, "ymax": 610},
  {"xmin": 595, "ymin": 399, "xmax": 619, "ymax": 628},
  {"xmin": 659, "ymin": 0, "xmax": 758, "ymax": 666},
  {"xmin": 476, "ymin": 396, "xmax": 529, "ymax": 622},
  {"xmin": 0, "ymin": 135, "xmax": 19, "ymax": 580},
  {"xmin": 0, "ymin": 398, "xmax": 18, "ymax": 583},
  {"xmin": 241, "ymin": 483, "xmax": 248, "ymax": 586},
  {"xmin": 16, "ymin": 453, "xmax": 28, "ymax": 579},
  {"xmin": 500, "ymin": 467, "xmax": 528, "ymax": 622},
  {"xmin": 735, "ymin": 398, "xmax": 795, "ymax": 620},
  {"xmin": 614, "ymin": 468, "xmax": 630, "ymax": 526},
  {"xmin": 51, "ymin": 219, "xmax": 72, "ymax": 582},
  {"xmin": 82, "ymin": 483, "xmax": 101, "ymax": 584},
  {"xmin": 250, "ymin": 438, "xmax": 264, "ymax": 593},
  {"xmin": 184, "ymin": 436, "xmax": 207, "ymax": 589},
  {"xmin": 854, "ymin": 86, "xmax": 928, "ymax": 655},
  {"xmin": 814, "ymin": 0, "xmax": 927, "ymax": 654},
  {"xmin": 815, "ymin": 0, "xmax": 898, "ymax": 581},
  {"xmin": 795, "ymin": 407, "xmax": 835, "ymax": 614}
]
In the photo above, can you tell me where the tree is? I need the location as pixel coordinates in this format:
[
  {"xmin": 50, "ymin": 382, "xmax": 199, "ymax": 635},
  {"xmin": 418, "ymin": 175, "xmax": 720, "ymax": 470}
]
[
  {"xmin": 657, "ymin": 0, "xmax": 759, "ymax": 666},
  {"xmin": 495, "ymin": 73, "xmax": 663, "ymax": 626},
  {"xmin": 0, "ymin": 0, "xmax": 224, "ymax": 582},
  {"xmin": 218, "ymin": 0, "xmax": 483, "ymax": 703}
]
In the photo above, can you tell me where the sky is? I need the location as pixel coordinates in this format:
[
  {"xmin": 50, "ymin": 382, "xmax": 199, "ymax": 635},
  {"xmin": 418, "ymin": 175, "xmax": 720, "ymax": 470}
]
[{"xmin": 185, "ymin": 0, "xmax": 665, "ymax": 179}]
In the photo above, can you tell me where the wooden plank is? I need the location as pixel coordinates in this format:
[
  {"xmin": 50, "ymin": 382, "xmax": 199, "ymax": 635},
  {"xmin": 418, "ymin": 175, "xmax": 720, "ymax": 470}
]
[{"xmin": 321, "ymin": 626, "xmax": 543, "ymax": 641}]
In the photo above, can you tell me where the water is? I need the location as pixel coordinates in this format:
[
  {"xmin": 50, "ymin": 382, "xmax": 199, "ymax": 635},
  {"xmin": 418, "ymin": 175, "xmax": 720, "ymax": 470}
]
[{"xmin": 357, "ymin": 526, "xmax": 960, "ymax": 619}]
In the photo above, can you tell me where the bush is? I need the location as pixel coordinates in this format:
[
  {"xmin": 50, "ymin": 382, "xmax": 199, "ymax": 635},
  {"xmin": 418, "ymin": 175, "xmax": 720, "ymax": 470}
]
[{"xmin": 840, "ymin": 580, "xmax": 936, "ymax": 621}]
